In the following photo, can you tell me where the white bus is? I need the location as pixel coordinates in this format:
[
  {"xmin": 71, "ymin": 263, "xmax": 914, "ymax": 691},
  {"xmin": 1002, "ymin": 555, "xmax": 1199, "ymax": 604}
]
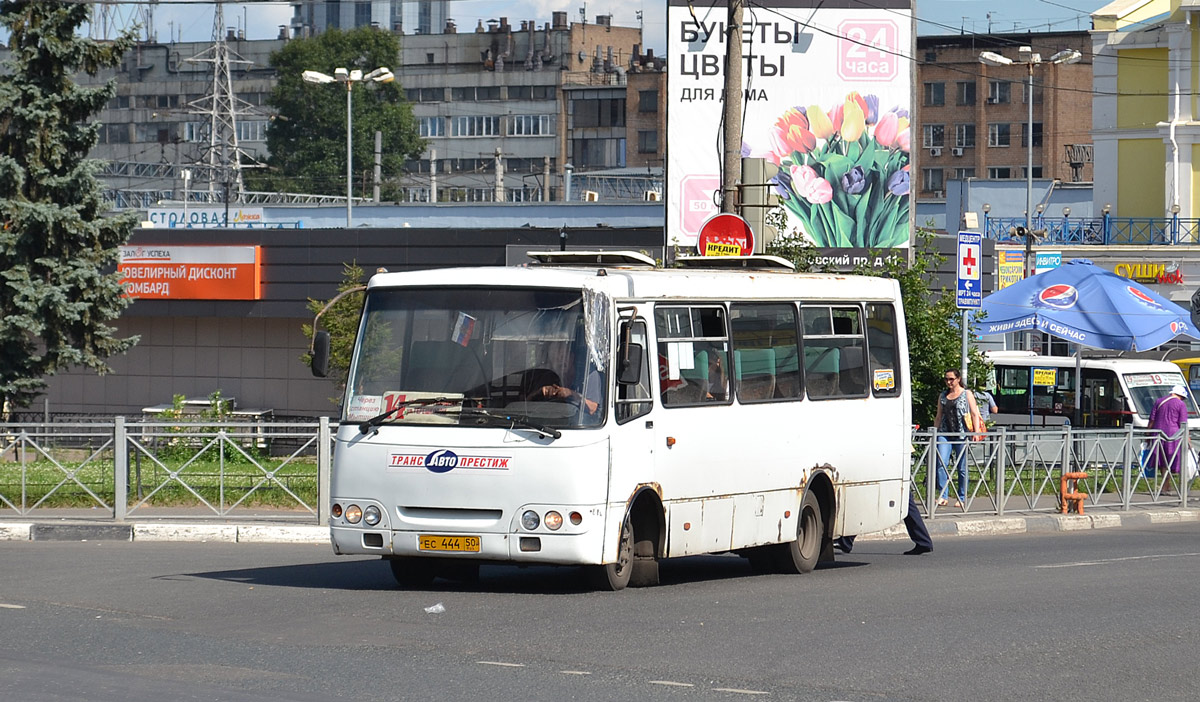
[
  {"xmin": 313, "ymin": 252, "xmax": 911, "ymax": 589},
  {"xmin": 987, "ymin": 351, "xmax": 1200, "ymax": 429}
]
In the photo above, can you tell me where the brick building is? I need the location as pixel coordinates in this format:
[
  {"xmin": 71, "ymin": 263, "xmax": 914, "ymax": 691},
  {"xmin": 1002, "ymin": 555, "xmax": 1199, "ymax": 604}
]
[{"xmin": 915, "ymin": 32, "xmax": 1094, "ymax": 203}]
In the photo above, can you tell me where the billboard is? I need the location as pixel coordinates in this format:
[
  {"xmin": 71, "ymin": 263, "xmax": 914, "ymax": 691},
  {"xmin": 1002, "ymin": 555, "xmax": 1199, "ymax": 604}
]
[
  {"xmin": 667, "ymin": 0, "xmax": 914, "ymax": 251},
  {"xmin": 118, "ymin": 245, "xmax": 262, "ymax": 300}
]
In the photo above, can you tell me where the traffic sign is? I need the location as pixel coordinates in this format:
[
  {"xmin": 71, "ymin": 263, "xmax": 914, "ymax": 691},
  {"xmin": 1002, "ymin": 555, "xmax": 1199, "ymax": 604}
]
[
  {"xmin": 696, "ymin": 213, "xmax": 755, "ymax": 256},
  {"xmin": 956, "ymin": 231, "xmax": 982, "ymax": 309}
]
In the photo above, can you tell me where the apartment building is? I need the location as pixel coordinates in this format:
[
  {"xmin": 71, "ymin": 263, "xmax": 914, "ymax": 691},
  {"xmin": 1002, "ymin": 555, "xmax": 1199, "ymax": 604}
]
[
  {"xmin": 67, "ymin": 13, "xmax": 663, "ymax": 209},
  {"xmin": 916, "ymin": 31, "xmax": 1094, "ymax": 202}
]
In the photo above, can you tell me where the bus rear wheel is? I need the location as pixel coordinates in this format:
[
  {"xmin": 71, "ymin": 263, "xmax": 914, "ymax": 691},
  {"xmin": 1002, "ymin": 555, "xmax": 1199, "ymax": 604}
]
[{"xmin": 774, "ymin": 490, "xmax": 824, "ymax": 574}]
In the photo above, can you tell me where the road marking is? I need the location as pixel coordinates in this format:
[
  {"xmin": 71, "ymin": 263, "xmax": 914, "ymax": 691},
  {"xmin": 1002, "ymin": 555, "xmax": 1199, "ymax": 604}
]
[
  {"xmin": 560, "ymin": 670, "xmax": 591, "ymax": 675},
  {"xmin": 713, "ymin": 688, "xmax": 769, "ymax": 695},
  {"xmin": 477, "ymin": 661, "xmax": 524, "ymax": 668},
  {"xmin": 0, "ymin": 604, "xmax": 25, "ymax": 609},
  {"xmin": 649, "ymin": 680, "xmax": 694, "ymax": 687},
  {"xmin": 1034, "ymin": 552, "xmax": 1200, "ymax": 569}
]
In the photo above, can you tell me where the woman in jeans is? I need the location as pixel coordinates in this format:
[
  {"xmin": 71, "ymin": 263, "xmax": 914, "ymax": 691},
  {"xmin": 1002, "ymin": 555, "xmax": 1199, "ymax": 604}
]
[{"xmin": 932, "ymin": 368, "xmax": 983, "ymax": 507}]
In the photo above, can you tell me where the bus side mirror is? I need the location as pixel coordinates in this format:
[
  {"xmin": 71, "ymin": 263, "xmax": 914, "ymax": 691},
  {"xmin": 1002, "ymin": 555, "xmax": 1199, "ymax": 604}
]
[
  {"xmin": 617, "ymin": 343, "xmax": 643, "ymax": 385},
  {"xmin": 311, "ymin": 330, "xmax": 331, "ymax": 378}
]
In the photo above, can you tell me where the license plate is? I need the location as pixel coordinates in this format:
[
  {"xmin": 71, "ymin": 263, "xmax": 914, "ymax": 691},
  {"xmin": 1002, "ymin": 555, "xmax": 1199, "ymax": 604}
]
[{"xmin": 418, "ymin": 534, "xmax": 481, "ymax": 552}]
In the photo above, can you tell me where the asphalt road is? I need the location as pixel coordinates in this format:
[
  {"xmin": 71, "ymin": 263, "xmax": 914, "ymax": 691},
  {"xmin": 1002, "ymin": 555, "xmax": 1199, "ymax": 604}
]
[{"xmin": 2, "ymin": 523, "xmax": 1198, "ymax": 701}]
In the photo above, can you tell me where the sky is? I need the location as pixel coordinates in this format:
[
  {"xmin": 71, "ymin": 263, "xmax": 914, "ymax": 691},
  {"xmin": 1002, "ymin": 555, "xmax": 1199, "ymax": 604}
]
[{"xmin": 110, "ymin": 0, "xmax": 1113, "ymax": 51}]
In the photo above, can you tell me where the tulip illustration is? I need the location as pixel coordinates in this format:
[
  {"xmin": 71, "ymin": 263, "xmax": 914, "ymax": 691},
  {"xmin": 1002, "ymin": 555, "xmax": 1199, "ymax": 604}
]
[
  {"xmin": 764, "ymin": 90, "xmax": 910, "ymax": 249},
  {"xmin": 840, "ymin": 94, "xmax": 866, "ymax": 141},
  {"xmin": 808, "ymin": 105, "xmax": 836, "ymax": 140},
  {"xmin": 840, "ymin": 166, "xmax": 867, "ymax": 195}
]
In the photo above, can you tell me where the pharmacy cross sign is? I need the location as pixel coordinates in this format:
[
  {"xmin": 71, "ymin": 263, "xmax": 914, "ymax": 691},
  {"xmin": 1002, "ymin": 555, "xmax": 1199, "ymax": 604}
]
[{"xmin": 956, "ymin": 231, "xmax": 982, "ymax": 309}]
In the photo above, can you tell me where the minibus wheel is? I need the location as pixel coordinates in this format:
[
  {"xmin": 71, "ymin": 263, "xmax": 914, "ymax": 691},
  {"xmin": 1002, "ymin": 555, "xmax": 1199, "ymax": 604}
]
[
  {"xmin": 388, "ymin": 556, "xmax": 438, "ymax": 588},
  {"xmin": 774, "ymin": 490, "xmax": 824, "ymax": 574},
  {"xmin": 588, "ymin": 516, "xmax": 634, "ymax": 591}
]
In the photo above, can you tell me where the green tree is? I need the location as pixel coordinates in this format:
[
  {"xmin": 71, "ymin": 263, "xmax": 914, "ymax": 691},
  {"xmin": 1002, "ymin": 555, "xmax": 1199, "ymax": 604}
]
[
  {"xmin": 767, "ymin": 227, "xmax": 988, "ymax": 426},
  {"xmin": 302, "ymin": 263, "xmax": 367, "ymax": 403},
  {"xmin": 0, "ymin": 2, "xmax": 138, "ymax": 410},
  {"xmin": 249, "ymin": 27, "xmax": 424, "ymax": 197}
]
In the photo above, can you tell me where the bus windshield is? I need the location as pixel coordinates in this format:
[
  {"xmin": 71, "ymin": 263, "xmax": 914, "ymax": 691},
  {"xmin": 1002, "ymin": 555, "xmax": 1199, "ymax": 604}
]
[
  {"xmin": 1123, "ymin": 372, "xmax": 1200, "ymax": 419},
  {"xmin": 342, "ymin": 287, "xmax": 607, "ymax": 429}
]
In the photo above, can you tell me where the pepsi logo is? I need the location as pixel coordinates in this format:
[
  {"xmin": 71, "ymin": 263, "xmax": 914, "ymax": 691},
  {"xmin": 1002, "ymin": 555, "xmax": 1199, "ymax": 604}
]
[
  {"xmin": 1172, "ymin": 321, "xmax": 1187, "ymax": 334},
  {"xmin": 1037, "ymin": 284, "xmax": 1078, "ymax": 310},
  {"xmin": 424, "ymin": 449, "xmax": 460, "ymax": 473},
  {"xmin": 1127, "ymin": 286, "xmax": 1164, "ymax": 309}
]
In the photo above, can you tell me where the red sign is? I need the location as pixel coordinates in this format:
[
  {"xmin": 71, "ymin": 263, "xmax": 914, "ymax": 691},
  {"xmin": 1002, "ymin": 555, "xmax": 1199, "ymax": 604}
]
[
  {"xmin": 118, "ymin": 245, "xmax": 262, "ymax": 300},
  {"xmin": 696, "ymin": 213, "xmax": 755, "ymax": 257}
]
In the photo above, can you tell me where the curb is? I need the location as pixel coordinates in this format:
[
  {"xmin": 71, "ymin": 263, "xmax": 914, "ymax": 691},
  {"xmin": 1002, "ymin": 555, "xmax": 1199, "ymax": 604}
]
[
  {"xmin": 2, "ymin": 509, "xmax": 1198, "ymax": 544},
  {"xmin": 0, "ymin": 522, "xmax": 328, "ymax": 544}
]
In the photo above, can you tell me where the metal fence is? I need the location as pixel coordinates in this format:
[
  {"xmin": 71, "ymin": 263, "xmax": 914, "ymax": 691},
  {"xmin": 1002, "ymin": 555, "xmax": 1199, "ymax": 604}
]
[
  {"xmin": 2, "ymin": 419, "xmax": 1192, "ymax": 525},
  {"xmin": 0, "ymin": 418, "xmax": 331, "ymax": 523},
  {"xmin": 912, "ymin": 426, "xmax": 1193, "ymax": 516}
]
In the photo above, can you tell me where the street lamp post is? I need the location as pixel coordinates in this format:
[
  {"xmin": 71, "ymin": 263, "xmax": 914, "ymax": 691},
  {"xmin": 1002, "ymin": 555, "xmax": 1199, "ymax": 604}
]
[
  {"xmin": 979, "ymin": 47, "xmax": 1081, "ymax": 275},
  {"xmin": 302, "ymin": 66, "xmax": 395, "ymax": 229},
  {"xmin": 181, "ymin": 168, "xmax": 192, "ymax": 226}
]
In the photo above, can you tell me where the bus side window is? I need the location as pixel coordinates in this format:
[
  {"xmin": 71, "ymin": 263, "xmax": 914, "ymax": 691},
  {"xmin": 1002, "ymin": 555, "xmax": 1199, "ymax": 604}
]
[
  {"xmin": 655, "ymin": 305, "xmax": 730, "ymax": 407},
  {"xmin": 730, "ymin": 303, "xmax": 802, "ymax": 402},
  {"xmin": 615, "ymin": 321, "xmax": 652, "ymax": 423},
  {"xmin": 865, "ymin": 303, "xmax": 901, "ymax": 397},
  {"xmin": 802, "ymin": 305, "xmax": 867, "ymax": 399}
]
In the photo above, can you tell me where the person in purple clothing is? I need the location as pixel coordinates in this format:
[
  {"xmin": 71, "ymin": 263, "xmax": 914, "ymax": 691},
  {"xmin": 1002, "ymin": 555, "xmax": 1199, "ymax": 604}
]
[{"xmin": 1148, "ymin": 384, "xmax": 1189, "ymax": 481}]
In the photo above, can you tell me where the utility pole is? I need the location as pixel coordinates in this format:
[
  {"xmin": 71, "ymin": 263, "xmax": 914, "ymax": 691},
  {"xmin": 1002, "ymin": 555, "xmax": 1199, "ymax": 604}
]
[{"xmin": 720, "ymin": 0, "xmax": 744, "ymax": 214}]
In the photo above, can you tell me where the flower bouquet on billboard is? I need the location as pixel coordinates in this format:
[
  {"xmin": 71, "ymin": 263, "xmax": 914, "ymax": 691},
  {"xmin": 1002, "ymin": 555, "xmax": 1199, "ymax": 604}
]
[{"xmin": 747, "ymin": 92, "xmax": 910, "ymax": 248}]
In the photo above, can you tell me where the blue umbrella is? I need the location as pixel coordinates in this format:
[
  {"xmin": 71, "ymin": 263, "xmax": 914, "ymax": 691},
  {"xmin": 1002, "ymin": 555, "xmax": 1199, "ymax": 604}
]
[{"xmin": 979, "ymin": 259, "xmax": 1193, "ymax": 351}]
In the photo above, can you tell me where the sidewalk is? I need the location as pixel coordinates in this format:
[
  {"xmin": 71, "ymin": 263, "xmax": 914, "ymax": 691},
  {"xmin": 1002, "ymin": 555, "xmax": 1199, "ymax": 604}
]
[{"xmin": 2, "ymin": 505, "xmax": 1198, "ymax": 544}]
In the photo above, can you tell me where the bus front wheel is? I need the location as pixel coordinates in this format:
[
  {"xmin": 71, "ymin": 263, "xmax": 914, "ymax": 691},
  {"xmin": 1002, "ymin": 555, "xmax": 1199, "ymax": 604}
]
[
  {"xmin": 588, "ymin": 517, "xmax": 634, "ymax": 591},
  {"xmin": 388, "ymin": 556, "xmax": 438, "ymax": 588},
  {"xmin": 774, "ymin": 490, "xmax": 824, "ymax": 574}
]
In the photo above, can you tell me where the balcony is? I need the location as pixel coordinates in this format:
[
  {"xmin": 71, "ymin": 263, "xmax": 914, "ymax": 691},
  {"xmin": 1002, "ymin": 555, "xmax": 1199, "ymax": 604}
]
[{"xmin": 983, "ymin": 215, "xmax": 1200, "ymax": 246}]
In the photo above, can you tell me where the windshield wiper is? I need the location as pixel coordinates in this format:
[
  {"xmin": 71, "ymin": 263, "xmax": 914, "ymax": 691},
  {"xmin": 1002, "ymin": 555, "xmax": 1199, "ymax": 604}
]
[
  {"xmin": 358, "ymin": 397, "xmax": 457, "ymax": 435},
  {"xmin": 443, "ymin": 407, "xmax": 561, "ymax": 440}
]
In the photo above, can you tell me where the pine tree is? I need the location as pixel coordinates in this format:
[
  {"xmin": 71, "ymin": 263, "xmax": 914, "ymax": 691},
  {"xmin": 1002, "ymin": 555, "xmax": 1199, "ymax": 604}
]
[{"xmin": 0, "ymin": 2, "xmax": 138, "ymax": 410}]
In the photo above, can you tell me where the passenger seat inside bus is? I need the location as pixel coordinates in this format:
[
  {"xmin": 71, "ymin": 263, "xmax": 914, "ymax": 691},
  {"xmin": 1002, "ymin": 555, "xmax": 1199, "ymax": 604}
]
[{"xmin": 734, "ymin": 348, "xmax": 776, "ymax": 401}]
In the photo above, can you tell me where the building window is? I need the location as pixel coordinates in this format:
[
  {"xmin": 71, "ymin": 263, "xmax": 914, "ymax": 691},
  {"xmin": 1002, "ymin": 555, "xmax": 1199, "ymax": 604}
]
[
  {"xmin": 450, "ymin": 115, "xmax": 500, "ymax": 137},
  {"xmin": 922, "ymin": 124, "xmax": 945, "ymax": 148},
  {"xmin": 638, "ymin": 89, "xmax": 659, "ymax": 112},
  {"xmin": 956, "ymin": 81, "xmax": 976, "ymax": 106},
  {"xmin": 570, "ymin": 137, "xmax": 627, "ymax": 167},
  {"xmin": 418, "ymin": 116, "xmax": 444, "ymax": 137},
  {"xmin": 637, "ymin": 130, "xmax": 658, "ymax": 154},
  {"xmin": 426, "ymin": 53, "xmax": 435, "ymax": 64},
  {"xmin": 405, "ymin": 88, "xmax": 445, "ymax": 103},
  {"xmin": 572, "ymin": 96, "xmax": 626, "ymax": 127},
  {"xmin": 452, "ymin": 86, "xmax": 501, "ymax": 101},
  {"xmin": 237, "ymin": 120, "xmax": 268, "ymax": 142},
  {"xmin": 327, "ymin": 0, "xmax": 340, "ymax": 29},
  {"xmin": 922, "ymin": 168, "xmax": 945, "ymax": 193},
  {"xmin": 988, "ymin": 167, "xmax": 1013, "ymax": 179},
  {"xmin": 1023, "ymin": 81, "xmax": 1044, "ymax": 104},
  {"xmin": 988, "ymin": 123, "xmax": 1011, "ymax": 147},
  {"xmin": 955, "ymin": 168, "xmax": 976, "ymax": 179},
  {"xmin": 1021, "ymin": 122, "xmax": 1044, "ymax": 147},
  {"xmin": 354, "ymin": 1, "xmax": 371, "ymax": 26},
  {"xmin": 988, "ymin": 80, "xmax": 1011, "ymax": 104},
  {"xmin": 100, "ymin": 123, "xmax": 130, "ymax": 144},
  {"xmin": 924, "ymin": 82, "xmax": 945, "ymax": 107},
  {"xmin": 507, "ymin": 114, "xmax": 554, "ymax": 136},
  {"xmin": 1023, "ymin": 166, "xmax": 1044, "ymax": 178},
  {"xmin": 955, "ymin": 124, "xmax": 976, "ymax": 148}
]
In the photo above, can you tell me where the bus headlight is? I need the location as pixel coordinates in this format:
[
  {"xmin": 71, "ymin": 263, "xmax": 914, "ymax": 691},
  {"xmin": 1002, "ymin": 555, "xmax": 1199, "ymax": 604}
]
[
  {"xmin": 520, "ymin": 510, "xmax": 540, "ymax": 530},
  {"xmin": 544, "ymin": 511, "xmax": 563, "ymax": 530},
  {"xmin": 345, "ymin": 504, "xmax": 363, "ymax": 524},
  {"xmin": 363, "ymin": 505, "xmax": 382, "ymax": 526}
]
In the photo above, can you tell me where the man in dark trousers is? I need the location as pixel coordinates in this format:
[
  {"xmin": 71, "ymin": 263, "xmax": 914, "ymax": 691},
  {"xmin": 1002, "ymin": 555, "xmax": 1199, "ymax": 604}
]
[{"xmin": 833, "ymin": 491, "xmax": 932, "ymax": 555}]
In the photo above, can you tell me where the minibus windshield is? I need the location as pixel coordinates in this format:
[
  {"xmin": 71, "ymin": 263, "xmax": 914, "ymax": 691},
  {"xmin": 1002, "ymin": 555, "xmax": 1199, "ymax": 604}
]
[{"xmin": 342, "ymin": 287, "xmax": 607, "ymax": 429}]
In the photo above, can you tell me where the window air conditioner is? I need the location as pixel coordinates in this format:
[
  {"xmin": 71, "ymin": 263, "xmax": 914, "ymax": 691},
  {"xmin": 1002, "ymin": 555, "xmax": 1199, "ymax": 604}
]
[
  {"xmin": 582, "ymin": 190, "xmax": 599, "ymax": 202},
  {"xmin": 952, "ymin": 147, "xmax": 964, "ymax": 157},
  {"xmin": 643, "ymin": 191, "xmax": 661, "ymax": 201},
  {"xmin": 929, "ymin": 147, "xmax": 942, "ymax": 157}
]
